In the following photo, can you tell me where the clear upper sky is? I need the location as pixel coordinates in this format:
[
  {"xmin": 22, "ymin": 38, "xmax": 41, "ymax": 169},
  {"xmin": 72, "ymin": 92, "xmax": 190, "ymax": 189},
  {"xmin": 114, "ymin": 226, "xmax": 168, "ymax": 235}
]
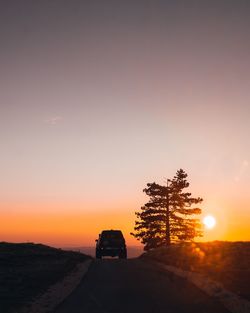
[{"xmin": 1, "ymin": 1, "xmax": 250, "ymax": 245}]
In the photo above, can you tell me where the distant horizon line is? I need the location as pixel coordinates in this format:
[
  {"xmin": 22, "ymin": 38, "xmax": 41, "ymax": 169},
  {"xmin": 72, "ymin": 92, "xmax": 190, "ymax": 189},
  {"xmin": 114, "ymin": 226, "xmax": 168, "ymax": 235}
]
[{"xmin": 1, "ymin": 240, "xmax": 250, "ymax": 248}]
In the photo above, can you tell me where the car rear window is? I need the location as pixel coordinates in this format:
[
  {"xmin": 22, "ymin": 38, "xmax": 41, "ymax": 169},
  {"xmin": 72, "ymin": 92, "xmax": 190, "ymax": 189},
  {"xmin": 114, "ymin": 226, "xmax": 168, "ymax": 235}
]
[{"xmin": 101, "ymin": 231, "xmax": 123, "ymax": 239}]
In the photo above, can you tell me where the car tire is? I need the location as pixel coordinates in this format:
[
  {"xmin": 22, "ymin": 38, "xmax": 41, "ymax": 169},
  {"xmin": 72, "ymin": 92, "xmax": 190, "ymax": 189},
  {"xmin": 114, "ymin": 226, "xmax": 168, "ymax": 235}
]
[
  {"xmin": 96, "ymin": 250, "xmax": 102, "ymax": 259},
  {"xmin": 119, "ymin": 250, "xmax": 127, "ymax": 259}
]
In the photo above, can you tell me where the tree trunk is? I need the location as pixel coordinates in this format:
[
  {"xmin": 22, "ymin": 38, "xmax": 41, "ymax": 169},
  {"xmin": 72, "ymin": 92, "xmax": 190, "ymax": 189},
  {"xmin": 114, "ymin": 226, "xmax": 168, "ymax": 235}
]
[{"xmin": 166, "ymin": 186, "xmax": 171, "ymax": 246}]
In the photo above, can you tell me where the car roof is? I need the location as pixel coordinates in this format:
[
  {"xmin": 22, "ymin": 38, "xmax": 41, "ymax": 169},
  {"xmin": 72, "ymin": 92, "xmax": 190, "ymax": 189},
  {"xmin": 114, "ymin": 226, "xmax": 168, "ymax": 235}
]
[
  {"xmin": 101, "ymin": 230, "xmax": 122, "ymax": 234},
  {"xmin": 100, "ymin": 230, "xmax": 124, "ymax": 237}
]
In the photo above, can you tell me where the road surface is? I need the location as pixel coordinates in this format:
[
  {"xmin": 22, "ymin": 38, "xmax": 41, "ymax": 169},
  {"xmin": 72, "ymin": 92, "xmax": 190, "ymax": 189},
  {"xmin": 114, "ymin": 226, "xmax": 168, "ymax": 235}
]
[{"xmin": 54, "ymin": 258, "xmax": 229, "ymax": 313}]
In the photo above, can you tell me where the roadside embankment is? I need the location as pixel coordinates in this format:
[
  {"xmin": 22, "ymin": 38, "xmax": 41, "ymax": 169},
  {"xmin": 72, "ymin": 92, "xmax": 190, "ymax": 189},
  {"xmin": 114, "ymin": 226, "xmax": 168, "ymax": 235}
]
[
  {"xmin": 0, "ymin": 242, "xmax": 92, "ymax": 313},
  {"xmin": 141, "ymin": 241, "xmax": 250, "ymax": 313}
]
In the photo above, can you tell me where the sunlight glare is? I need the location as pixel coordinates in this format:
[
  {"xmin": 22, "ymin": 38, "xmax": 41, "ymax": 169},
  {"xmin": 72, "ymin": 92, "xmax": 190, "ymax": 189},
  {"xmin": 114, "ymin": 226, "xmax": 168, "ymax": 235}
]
[{"xmin": 203, "ymin": 215, "xmax": 216, "ymax": 229}]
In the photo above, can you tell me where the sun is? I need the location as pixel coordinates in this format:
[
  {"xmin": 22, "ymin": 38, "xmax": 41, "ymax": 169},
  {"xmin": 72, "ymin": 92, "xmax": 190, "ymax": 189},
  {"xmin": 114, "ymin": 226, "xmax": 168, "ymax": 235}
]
[{"xmin": 203, "ymin": 215, "xmax": 216, "ymax": 229}]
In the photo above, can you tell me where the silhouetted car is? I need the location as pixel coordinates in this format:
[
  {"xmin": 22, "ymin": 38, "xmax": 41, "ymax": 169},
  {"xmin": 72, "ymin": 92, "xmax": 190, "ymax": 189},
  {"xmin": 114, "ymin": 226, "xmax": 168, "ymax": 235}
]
[{"xmin": 95, "ymin": 230, "xmax": 127, "ymax": 259}]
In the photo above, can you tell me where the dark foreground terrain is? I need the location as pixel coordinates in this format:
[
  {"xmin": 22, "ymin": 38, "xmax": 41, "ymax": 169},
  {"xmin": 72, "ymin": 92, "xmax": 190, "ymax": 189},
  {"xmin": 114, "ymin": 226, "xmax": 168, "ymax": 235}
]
[
  {"xmin": 54, "ymin": 258, "xmax": 229, "ymax": 313},
  {"xmin": 0, "ymin": 242, "xmax": 90, "ymax": 313},
  {"xmin": 2, "ymin": 241, "xmax": 247, "ymax": 313},
  {"xmin": 142, "ymin": 241, "xmax": 250, "ymax": 301}
]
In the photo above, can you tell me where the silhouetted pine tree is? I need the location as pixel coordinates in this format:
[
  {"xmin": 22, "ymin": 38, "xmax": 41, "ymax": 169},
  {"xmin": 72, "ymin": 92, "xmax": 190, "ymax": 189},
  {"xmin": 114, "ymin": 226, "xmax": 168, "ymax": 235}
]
[{"xmin": 131, "ymin": 169, "xmax": 203, "ymax": 250}]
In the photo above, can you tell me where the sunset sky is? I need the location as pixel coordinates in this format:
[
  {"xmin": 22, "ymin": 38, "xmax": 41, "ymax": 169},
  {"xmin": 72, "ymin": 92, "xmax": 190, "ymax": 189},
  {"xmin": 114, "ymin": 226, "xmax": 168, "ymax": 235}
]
[{"xmin": 1, "ymin": 0, "xmax": 250, "ymax": 246}]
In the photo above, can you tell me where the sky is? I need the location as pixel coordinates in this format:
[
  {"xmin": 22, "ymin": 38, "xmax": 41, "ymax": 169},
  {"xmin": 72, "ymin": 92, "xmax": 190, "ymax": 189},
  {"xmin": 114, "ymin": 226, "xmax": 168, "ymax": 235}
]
[{"xmin": 0, "ymin": 0, "xmax": 250, "ymax": 246}]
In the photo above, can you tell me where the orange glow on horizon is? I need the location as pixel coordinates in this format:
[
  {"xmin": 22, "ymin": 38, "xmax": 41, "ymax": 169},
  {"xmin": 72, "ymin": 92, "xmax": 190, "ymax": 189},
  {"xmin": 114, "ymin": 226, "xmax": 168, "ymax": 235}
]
[
  {"xmin": 1, "ymin": 203, "xmax": 249, "ymax": 247},
  {"xmin": 0, "ymin": 210, "xmax": 141, "ymax": 247},
  {"xmin": 1, "ymin": 187, "xmax": 249, "ymax": 247}
]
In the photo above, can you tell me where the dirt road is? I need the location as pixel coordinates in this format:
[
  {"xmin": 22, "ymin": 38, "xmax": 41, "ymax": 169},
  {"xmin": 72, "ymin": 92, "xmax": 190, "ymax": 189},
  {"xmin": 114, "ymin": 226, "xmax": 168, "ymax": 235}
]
[{"xmin": 54, "ymin": 258, "xmax": 229, "ymax": 313}]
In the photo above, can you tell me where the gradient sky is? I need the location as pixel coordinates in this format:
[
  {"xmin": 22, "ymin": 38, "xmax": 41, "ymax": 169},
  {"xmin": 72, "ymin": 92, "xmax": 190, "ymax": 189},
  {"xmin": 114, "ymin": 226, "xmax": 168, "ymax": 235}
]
[{"xmin": 1, "ymin": 0, "xmax": 250, "ymax": 246}]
